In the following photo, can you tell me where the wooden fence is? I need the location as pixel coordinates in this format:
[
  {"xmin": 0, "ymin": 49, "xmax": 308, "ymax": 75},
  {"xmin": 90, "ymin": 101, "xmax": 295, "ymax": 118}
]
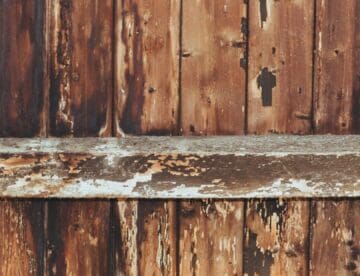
[{"xmin": 0, "ymin": 0, "xmax": 359, "ymax": 275}]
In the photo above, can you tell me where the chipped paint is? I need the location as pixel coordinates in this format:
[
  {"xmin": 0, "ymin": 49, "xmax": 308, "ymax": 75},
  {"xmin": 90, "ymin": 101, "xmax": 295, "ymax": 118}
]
[{"xmin": 0, "ymin": 136, "xmax": 358, "ymax": 198}]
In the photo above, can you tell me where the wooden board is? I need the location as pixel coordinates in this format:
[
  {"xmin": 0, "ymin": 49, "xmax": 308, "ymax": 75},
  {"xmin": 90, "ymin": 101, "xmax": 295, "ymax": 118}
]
[
  {"xmin": 245, "ymin": 1, "xmax": 313, "ymax": 273},
  {"xmin": 181, "ymin": 0, "xmax": 247, "ymax": 135},
  {"xmin": 0, "ymin": 0, "xmax": 47, "ymax": 137},
  {"xmin": 310, "ymin": 200, "xmax": 360, "ymax": 275},
  {"xmin": 113, "ymin": 1, "xmax": 180, "ymax": 273},
  {"xmin": 0, "ymin": 200, "xmax": 44, "ymax": 276},
  {"xmin": 314, "ymin": 0, "xmax": 360, "ymax": 134},
  {"xmin": 114, "ymin": 0, "xmax": 180, "ymax": 135},
  {"xmin": 244, "ymin": 199, "xmax": 309, "ymax": 275},
  {"xmin": 46, "ymin": 200, "xmax": 110, "ymax": 275},
  {"xmin": 49, "ymin": 0, "xmax": 113, "ymax": 137},
  {"xmin": 114, "ymin": 200, "xmax": 177, "ymax": 275},
  {"xmin": 180, "ymin": 1, "xmax": 247, "ymax": 272},
  {"xmin": 247, "ymin": 0, "xmax": 313, "ymax": 134},
  {"xmin": 0, "ymin": 1, "xmax": 46, "ymax": 274},
  {"xmin": 0, "ymin": 136, "xmax": 359, "ymax": 198},
  {"xmin": 311, "ymin": 2, "xmax": 360, "ymax": 274},
  {"xmin": 46, "ymin": 1, "xmax": 113, "ymax": 274},
  {"xmin": 179, "ymin": 200, "xmax": 244, "ymax": 275}
]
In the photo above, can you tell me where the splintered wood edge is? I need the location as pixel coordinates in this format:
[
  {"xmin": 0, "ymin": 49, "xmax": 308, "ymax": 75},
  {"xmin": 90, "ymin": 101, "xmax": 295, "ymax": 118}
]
[{"xmin": 0, "ymin": 135, "xmax": 359, "ymax": 198}]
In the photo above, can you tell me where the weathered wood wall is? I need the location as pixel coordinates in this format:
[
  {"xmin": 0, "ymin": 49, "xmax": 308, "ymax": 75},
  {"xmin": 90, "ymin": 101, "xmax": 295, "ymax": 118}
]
[{"xmin": 0, "ymin": 0, "xmax": 359, "ymax": 275}]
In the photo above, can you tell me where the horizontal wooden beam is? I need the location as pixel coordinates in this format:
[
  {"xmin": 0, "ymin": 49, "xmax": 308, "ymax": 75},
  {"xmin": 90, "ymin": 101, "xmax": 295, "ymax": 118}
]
[{"xmin": 0, "ymin": 136, "xmax": 359, "ymax": 198}]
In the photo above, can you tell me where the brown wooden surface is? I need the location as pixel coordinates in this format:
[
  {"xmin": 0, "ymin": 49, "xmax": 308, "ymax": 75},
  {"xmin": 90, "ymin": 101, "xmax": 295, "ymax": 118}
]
[
  {"xmin": 49, "ymin": 0, "xmax": 113, "ymax": 137},
  {"xmin": 114, "ymin": 0, "xmax": 180, "ymax": 135},
  {"xmin": 310, "ymin": 200, "xmax": 360, "ymax": 275},
  {"xmin": 247, "ymin": 0, "xmax": 313, "ymax": 134},
  {"xmin": 47, "ymin": 200, "xmax": 110, "ymax": 276},
  {"xmin": 113, "ymin": 1, "xmax": 180, "ymax": 273},
  {"xmin": 179, "ymin": 1, "xmax": 247, "ymax": 273},
  {"xmin": 114, "ymin": 200, "xmax": 177, "ymax": 275},
  {"xmin": 0, "ymin": 1, "xmax": 46, "ymax": 274},
  {"xmin": 314, "ymin": 0, "xmax": 360, "ymax": 134},
  {"xmin": 244, "ymin": 200, "xmax": 309, "ymax": 276},
  {"xmin": 244, "ymin": 1, "xmax": 313, "ymax": 274},
  {"xmin": 179, "ymin": 200, "xmax": 244, "ymax": 275},
  {"xmin": 0, "ymin": 200, "xmax": 44, "ymax": 276},
  {"xmin": 0, "ymin": 0, "xmax": 47, "ymax": 137},
  {"xmin": 0, "ymin": 0, "xmax": 360, "ymax": 274},
  {"xmin": 310, "ymin": 1, "xmax": 360, "ymax": 274},
  {"xmin": 0, "ymin": 136, "xmax": 359, "ymax": 198},
  {"xmin": 181, "ymin": 0, "xmax": 247, "ymax": 135},
  {"xmin": 114, "ymin": 199, "xmax": 177, "ymax": 275},
  {"xmin": 46, "ymin": 1, "xmax": 112, "ymax": 274}
]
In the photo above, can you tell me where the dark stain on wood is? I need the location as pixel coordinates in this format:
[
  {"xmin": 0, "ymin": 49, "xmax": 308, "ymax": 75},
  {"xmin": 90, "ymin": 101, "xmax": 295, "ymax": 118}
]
[
  {"xmin": 244, "ymin": 229, "xmax": 274, "ymax": 276},
  {"xmin": 257, "ymin": 68, "xmax": 276, "ymax": 107},
  {"xmin": 120, "ymin": 2, "xmax": 145, "ymax": 134},
  {"xmin": 49, "ymin": 0, "xmax": 113, "ymax": 137},
  {"xmin": 47, "ymin": 200, "xmax": 111, "ymax": 276},
  {"xmin": 0, "ymin": 0, "xmax": 45, "ymax": 137},
  {"xmin": 259, "ymin": 0, "xmax": 268, "ymax": 28}
]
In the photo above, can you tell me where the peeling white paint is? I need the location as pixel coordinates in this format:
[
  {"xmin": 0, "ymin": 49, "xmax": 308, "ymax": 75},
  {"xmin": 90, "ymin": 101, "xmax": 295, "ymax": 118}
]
[{"xmin": 58, "ymin": 173, "xmax": 152, "ymax": 197}]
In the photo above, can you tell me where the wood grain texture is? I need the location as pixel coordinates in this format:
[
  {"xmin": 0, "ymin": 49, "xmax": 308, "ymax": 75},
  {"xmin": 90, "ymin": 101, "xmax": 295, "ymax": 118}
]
[
  {"xmin": 314, "ymin": 0, "xmax": 360, "ymax": 134},
  {"xmin": 114, "ymin": 200, "xmax": 177, "ymax": 275},
  {"xmin": 49, "ymin": 0, "xmax": 113, "ymax": 137},
  {"xmin": 114, "ymin": 0, "xmax": 180, "ymax": 135},
  {"xmin": 247, "ymin": 0, "xmax": 313, "ymax": 134},
  {"xmin": 310, "ymin": 200, "xmax": 360, "ymax": 275},
  {"xmin": 0, "ymin": 136, "xmax": 359, "ymax": 198},
  {"xmin": 47, "ymin": 200, "xmax": 110, "ymax": 276},
  {"xmin": 179, "ymin": 1, "xmax": 246, "ymax": 272},
  {"xmin": 244, "ymin": 199, "xmax": 309, "ymax": 276},
  {"xmin": 0, "ymin": 0, "xmax": 47, "ymax": 137},
  {"xmin": 0, "ymin": 1, "xmax": 46, "ymax": 274},
  {"xmin": 46, "ymin": 1, "xmax": 112, "ymax": 274},
  {"xmin": 179, "ymin": 200, "xmax": 244, "ymax": 275},
  {"xmin": 181, "ymin": 0, "xmax": 247, "ymax": 135},
  {"xmin": 311, "ymin": 3, "xmax": 360, "ymax": 274},
  {"xmin": 245, "ymin": 1, "xmax": 313, "ymax": 274},
  {"xmin": 114, "ymin": 1, "xmax": 179, "ymax": 274},
  {"xmin": 0, "ymin": 200, "xmax": 45, "ymax": 276}
]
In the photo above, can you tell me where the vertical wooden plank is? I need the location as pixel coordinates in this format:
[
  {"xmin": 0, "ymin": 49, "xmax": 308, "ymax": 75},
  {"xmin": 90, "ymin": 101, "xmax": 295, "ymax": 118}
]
[
  {"xmin": 179, "ymin": 200, "xmax": 244, "ymax": 275},
  {"xmin": 244, "ymin": 200, "xmax": 309, "ymax": 276},
  {"xmin": 0, "ymin": 1, "xmax": 46, "ymax": 275},
  {"xmin": 47, "ymin": 200, "xmax": 110, "ymax": 276},
  {"xmin": 49, "ymin": 0, "xmax": 113, "ymax": 137},
  {"xmin": 247, "ymin": 0, "xmax": 313, "ymax": 134},
  {"xmin": 310, "ymin": 200, "xmax": 360, "ymax": 275},
  {"xmin": 244, "ymin": 1, "xmax": 313, "ymax": 274},
  {"xmin": 179, "ymin": 1, "xmax": 246, "ymax": 274},
  {"xmin": 0, "ymin": 0, "xmax": 47, "ymax": 137},
  {"xmin": 113, "ymin": 0, "xmax": 179, "ymax": 274},
  {"xmin": 314, "ymin": 0, "xmax": 360, "ymax": 134},
  {"xmin": 0, "ymin": 200, "xmax": 45, "ymax": 276},
  {"xmin": 114, "ymin": 200, "xmax": 177, "ymax": 276},
  {"xmin": 113, "ymin": 200, "xmax": 138, "ymax": 276},
  {"xmin": 114, "ymin": 0, "xmax": 180, "ymax": 135},
  {"xmin": 47, "ymin": 1, "xmax": 113, "ymax": 275},
  {"xmin": 181, "ymin": 0, "xmax": 247, "ymax": 135},
  {"xmin": 311, "ymin": 2, "xmax": 360, "ymax": 274}
]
